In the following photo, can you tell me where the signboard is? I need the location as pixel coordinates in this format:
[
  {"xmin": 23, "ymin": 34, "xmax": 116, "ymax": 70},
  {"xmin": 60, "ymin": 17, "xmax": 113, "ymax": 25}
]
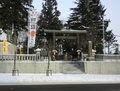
[
  {"xmin": 3, "ymin": 39, "xmax": 7, "ymax": 53},
  {"xmin": 28, "ymin": 10, "xmax": 37, "ymax": 48}
]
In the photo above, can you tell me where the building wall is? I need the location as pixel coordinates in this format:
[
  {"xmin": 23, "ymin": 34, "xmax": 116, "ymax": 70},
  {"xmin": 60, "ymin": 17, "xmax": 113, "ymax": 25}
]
[
  {"xmin": 7, "ymin": 42, "xmax": 15, "ymax": 54},
  {"xmin": 0, "ymin": 41, "xmax": 15, "ymax": 54}
]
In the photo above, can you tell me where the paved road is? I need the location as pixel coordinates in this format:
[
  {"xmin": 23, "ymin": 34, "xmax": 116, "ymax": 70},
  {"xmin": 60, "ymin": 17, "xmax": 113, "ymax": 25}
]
[{"xmin": 0, "ymin": 84, "xmax": 120, "ymax": 91}]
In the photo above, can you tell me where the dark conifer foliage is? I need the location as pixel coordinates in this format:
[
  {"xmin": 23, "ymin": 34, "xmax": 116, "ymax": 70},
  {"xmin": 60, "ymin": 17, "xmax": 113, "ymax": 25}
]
[
  {"xmin": 0, "ymin": 0, "xmax": 33, "ymax": 54},
  {"xmin": 37, "ymin": 0, "xmax": 63, "ymax": 30},
  {"xmin": 0, "ymin": 0, "xmax": 33, "ymax": 32},
  {"xmin": 65, "ymin": 0, "xmax": 116, "ymax": 53},
  {"xmin": 36, "ymin": 0, "xmax": 63, "ymax": 49},
  {"xmin": 105, "ymin": 30, "xmax": 117, "ymax": 54}
]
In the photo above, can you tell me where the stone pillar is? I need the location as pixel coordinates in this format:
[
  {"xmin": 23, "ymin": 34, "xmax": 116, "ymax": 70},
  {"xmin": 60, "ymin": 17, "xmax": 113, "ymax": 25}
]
[
  {"xmin": 88, "ymin": 41, "xmax": 94, "ymax": 61},
  {"xmin": 88, "ymin": 41, "xmax": 92, "ymax": 57}
]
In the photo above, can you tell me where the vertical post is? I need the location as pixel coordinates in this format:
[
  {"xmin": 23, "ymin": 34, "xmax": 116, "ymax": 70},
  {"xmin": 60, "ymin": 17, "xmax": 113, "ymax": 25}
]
[
  {"xmin": 47, "ymin": 51, "xmax": 50, "ymax": 70},
  {"xmin": 27, "ymin": 45, "xmax": 29, "ymax": 54},
  {"xmin": 46, "ymin": 45, "xmax": 50, "ymax": 76},
  {"xmin": 52, "ymin": 33, "xmax": 56, "ymax": 61},
  {"xmin": 88, "ymin": 41, "xmax": 94, "ymax": 61},
  {"xmin": 46, "ymin": 45, "xmax": 52, "ymax": 76},
  {"xmin": 103, "ymin": 18, "xmax": 105, "ymax": 54},
  {"xmin": 77, "ymin": 33, "xmax": 80, "ymax": 49},
  {"xmin": 88, "ymin": 41, "xmax": 92, "ymax": 57},
  {"xmin": 27, "ymin": 10, "xmax": 30, "ymax": 54},
  {"xmin": 12, "ymin": 23, "xmax": 19, "ymax": 76},
  {"xmin": 77, "ymin": 34, "xmax": 80, "ymax": 60},
  {"xmin": 53, "ymin": 33, "xmax": 55, "ymax": 49}
]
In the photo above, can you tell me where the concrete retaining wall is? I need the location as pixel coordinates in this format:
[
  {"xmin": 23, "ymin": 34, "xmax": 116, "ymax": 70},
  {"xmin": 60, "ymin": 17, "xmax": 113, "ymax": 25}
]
[
  {"xmin": 95, "ymin": 54, "xmax": 120, "ymax": 61},
  {"xmin": 0, "ymin": 61, "xmax": 62, "ymax": 73},
  {"xmin": 0, "ymin": 61, "xmax": 120, "ymax": 74},
  {"xmin": 84, "ymin": 61, "xmax": 120, "ymax": 74}
]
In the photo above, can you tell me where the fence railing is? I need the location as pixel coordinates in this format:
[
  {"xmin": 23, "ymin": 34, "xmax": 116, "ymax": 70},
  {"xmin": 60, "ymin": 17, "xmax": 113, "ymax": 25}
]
[
  {"xmin": 95, "ymin": 54, "xmax": 120, "ymax": 61},
  {"xmin": 1, "ymin": 54, "xmax": 120, "ymax": 61},
  {"xmin": 0, "ymin": 54, "xmax": 37, "ymax": 61}
]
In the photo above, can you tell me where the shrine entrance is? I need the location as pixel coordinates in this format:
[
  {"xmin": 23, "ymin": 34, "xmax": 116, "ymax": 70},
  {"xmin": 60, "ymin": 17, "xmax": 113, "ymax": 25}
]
[
  {"xmin": 55, "ymin": 38, "xmax": 77, "ymax": 60},
  {"xmin": 44, "ymin": 29, "xmax": 87, "ymax": 61}
]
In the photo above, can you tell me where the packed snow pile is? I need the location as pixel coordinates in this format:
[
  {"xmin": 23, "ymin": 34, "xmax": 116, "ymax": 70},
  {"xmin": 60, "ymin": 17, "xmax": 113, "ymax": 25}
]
[{"xmin": 0, "ymin": 73, "xmax": 120, "ymax": 85}]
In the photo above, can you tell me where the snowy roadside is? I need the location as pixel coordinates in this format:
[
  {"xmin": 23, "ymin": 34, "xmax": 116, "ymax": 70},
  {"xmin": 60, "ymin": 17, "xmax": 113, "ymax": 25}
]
[{"xmin": 0, "ymin": 73, "xmax": 120, "ymax": 85}]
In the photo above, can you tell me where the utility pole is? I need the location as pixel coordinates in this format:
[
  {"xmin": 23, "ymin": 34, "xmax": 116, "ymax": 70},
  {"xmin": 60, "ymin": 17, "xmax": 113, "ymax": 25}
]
[
  {"xmin": 27, "ymin": 9, "xmax": 30, "ymax": 54},
  {"xmin": 103, "ymin": 18, "xmax": 105, "ymax": 54},
  {"xmin": 102, "ymin": 19, "xmax": 111, "ymax": 54}
]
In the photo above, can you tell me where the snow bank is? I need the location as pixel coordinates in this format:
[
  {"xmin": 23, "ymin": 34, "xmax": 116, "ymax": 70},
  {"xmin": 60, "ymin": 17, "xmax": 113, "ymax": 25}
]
[{"xmin": 0, "ymin": 73, "xmax": 120, "ymax": 85}]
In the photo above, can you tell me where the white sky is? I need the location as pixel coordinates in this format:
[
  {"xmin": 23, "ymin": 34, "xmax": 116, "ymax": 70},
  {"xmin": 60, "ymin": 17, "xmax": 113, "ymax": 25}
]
[
  {"xmin": 0, "ymin": 74, "xmax": 120, "ymax": 85},
  {"xmin": 32, "ymin": 0, "xmax": 120, "ymax": 43}
]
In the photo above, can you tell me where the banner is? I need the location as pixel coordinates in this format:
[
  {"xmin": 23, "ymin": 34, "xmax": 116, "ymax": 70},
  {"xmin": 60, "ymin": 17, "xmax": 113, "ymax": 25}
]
[
  {"xmin": 28, "ymin": 10, "xmax": 37, "ymax": 48},
  {"xmin": 3, "ymin": 39, "xmax": 7, "ymax": 53}
]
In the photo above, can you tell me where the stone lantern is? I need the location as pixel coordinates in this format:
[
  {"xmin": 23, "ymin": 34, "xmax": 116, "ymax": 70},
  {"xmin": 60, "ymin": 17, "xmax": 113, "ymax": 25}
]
[
  {"xmin": 77, "ymin": 49, "xmax": 81, "ymax": 61},
  {"xmin": 35, "ymin": 48, "xmax": 41, "ymax": 61},
  {"xmin": 52, "ymin": 49, "xmax": 57, "ymax": 61}
]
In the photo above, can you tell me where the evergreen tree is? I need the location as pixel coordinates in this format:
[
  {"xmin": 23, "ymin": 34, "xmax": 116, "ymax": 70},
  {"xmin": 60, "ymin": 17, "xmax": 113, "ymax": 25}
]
[
  {"xmin": 0, "ymin": 0, "xmax": 33, "ymax": 54},
  {"xmin": 65, "ymin": 0, "xmax": 115, "ymax": 54},
  {"xmin": 105, "ymin": 30, "xmax": 117, "ymax": 54},
  {"xmin": 0, "ymin": 0, "xmax": 33, "ymax": 32},
  {"xmin": 37, "ymin": 0, "xmax": 63, "ymax": 30},
  {"xmin": 114, "ymin": 44, "xmax": 119, "ymax": 54},
  {"xmin": 36, "ymin": 0, "xmax": 63, "ymax": 49}
]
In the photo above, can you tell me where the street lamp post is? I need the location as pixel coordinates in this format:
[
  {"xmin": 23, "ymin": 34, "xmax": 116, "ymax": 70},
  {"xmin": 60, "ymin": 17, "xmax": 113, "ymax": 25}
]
[{"xmin": 102, "ymin": 18, "xmax": 111, "ymax": 54}]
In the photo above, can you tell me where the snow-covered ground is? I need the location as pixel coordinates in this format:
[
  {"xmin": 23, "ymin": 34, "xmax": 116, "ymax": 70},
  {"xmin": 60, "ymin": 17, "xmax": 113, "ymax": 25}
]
[{"xmin": 0, "ymin": 73, "xmax": 120, "ymax": 85}]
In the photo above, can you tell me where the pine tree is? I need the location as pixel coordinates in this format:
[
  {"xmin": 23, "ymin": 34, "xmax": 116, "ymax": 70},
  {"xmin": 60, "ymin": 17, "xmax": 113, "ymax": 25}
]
[
  {"xmin": 105, "ymin": 30, "xmax": 117, "ymax": 54},
  {"xmin": 0, "ymin": 0, "xmax": 33, "ymax": 54},
  {"xmin": 0, "ymin": 0, "xmax": 33, "ymax": 32},
  {"xmin": 37, "ymin": 0, "xmax": 63, "ymax": 30},
  {"xmin": 65, "ymin": 0, "xmax": 114, "ymax": 53},
  {"xmin": 36, "ymin": 0, "xmax": 63, "ymax": 49}
]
